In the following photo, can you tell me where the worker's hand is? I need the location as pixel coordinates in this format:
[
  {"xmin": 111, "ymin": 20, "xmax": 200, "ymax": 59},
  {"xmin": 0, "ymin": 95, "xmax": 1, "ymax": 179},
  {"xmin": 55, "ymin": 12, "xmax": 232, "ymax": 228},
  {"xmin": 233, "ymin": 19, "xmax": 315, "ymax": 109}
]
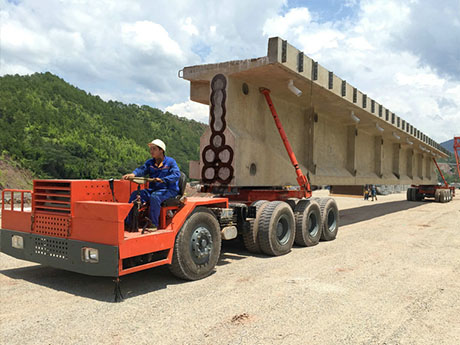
[
  {"xmin": 123, "ymin": 173, "xmax": 135, "ymax": 180},
  {"xmin": 152, "ymin": 178, "xmax": 163, "ymax": 183}
]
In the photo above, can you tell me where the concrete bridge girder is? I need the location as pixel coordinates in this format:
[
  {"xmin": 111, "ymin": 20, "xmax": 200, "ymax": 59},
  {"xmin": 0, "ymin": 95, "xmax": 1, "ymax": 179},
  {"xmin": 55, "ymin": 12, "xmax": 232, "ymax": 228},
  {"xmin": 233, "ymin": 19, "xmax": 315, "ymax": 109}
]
[{"xmin": 184, "ymin": 37, "xmax": 446, "ymax": 187}]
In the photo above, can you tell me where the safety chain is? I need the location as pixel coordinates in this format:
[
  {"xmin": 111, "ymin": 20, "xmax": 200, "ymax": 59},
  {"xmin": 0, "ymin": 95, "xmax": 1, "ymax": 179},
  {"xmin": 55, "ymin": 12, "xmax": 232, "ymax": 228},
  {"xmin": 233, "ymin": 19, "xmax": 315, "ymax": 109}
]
[{"xmin": 201, "ymin": 74, "xmax": 234, "ymax": 185}]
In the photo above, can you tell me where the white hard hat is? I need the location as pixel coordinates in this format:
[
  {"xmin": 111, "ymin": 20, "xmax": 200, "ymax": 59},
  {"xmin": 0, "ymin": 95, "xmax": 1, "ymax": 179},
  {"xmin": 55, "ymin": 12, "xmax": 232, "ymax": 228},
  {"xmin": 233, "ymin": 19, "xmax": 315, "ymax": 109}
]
[{"xmin": 148, "ymin": 139, "xmax": 166, "ymax": 152}]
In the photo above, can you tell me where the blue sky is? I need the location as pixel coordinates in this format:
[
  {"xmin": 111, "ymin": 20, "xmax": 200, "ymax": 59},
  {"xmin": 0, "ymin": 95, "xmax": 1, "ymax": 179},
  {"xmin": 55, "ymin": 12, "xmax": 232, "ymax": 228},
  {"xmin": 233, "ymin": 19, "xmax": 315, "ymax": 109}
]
[
  {"xmin": 1, "ymin": 0, "xmax": 459, "ymax": 143},
  {"xmin": 285, "ymin": 0, "xmax": 358, "ymax": 21}
]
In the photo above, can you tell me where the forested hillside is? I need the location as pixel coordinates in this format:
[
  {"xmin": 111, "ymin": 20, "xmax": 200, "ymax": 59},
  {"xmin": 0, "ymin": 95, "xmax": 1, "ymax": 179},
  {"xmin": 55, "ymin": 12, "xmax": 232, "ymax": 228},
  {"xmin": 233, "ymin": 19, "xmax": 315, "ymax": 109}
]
[
  {"xmin": 438, "ymin": 153, "xmax": 460, "ymax": 184},
  {"xmin": 0, "ymin": 73, "xmax": 206, "ymax": 181}
]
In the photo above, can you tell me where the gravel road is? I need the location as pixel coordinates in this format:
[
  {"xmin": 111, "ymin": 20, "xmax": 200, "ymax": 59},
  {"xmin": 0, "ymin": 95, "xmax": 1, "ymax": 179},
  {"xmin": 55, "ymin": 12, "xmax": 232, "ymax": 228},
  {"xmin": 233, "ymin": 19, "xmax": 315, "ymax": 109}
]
[{"xmin": 1, "ymin": 191, "xmax": 459, "ymax": 345}]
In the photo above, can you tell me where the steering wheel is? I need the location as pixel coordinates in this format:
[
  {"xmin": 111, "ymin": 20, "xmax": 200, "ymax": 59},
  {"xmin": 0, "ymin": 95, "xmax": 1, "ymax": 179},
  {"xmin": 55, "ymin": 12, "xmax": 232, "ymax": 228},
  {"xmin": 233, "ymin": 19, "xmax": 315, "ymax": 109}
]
[{"xmin": 127, "ymin": 177, "xmax": 155, "ymax": 185}]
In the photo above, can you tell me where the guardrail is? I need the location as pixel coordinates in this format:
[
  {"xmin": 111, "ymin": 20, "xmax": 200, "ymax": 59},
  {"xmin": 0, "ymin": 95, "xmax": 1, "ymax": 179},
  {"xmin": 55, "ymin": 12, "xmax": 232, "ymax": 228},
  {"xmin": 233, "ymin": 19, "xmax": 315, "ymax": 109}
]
[{"xmin": 1, "ymin": 189, "xmax": 33, "ymax": 212}]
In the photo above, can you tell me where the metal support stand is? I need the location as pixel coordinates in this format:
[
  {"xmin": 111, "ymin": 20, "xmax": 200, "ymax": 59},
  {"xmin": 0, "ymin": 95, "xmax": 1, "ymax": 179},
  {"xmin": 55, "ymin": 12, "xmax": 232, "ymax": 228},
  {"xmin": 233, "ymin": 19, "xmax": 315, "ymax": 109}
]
[{"xmin": 113, "ymin": 277, "xmax": 124, "ymax": 302}]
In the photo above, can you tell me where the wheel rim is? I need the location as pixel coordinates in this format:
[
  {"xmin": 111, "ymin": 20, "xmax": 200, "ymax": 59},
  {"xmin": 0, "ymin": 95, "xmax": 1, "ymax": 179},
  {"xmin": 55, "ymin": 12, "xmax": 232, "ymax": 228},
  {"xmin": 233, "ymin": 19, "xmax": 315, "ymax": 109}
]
[
  {"xmin": 275, "ymin": 215, "xmax": 291, "ymax": 245},
  {"xmin": 308, "ymin": 212, "xmax": 319, "ymax": 236},
  {"xmin": 190, "ymin": 226, "xmax": 213, "ymax": 265},
  {"xmin": 327, "ymin": 209, "xmax": 337, "ymax": 232}
]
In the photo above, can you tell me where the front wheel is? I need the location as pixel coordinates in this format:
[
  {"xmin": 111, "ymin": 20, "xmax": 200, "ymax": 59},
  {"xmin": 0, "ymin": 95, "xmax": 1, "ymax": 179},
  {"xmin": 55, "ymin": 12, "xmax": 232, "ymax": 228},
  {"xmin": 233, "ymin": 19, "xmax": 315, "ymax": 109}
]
[{"xmin": 169, "ymin": 207, "xmax": 221, "ymax": 280}]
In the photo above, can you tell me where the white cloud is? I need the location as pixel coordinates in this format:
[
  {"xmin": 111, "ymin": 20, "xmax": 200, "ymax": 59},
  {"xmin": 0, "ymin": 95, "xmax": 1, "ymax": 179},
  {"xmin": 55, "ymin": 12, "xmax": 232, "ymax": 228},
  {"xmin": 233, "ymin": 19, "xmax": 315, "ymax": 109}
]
[
  {"xmin": 260, "ymin": 0, "xmax": 460, "ymax": 142},
  {"xmin": 263, "ymin": 7, "xmax": 312, "ymax": 38},
  {"xmin": 165, "ymin": 100, "xmax": 209, "ymax": 123},
  {"xmin": 0, "ymin": 0, "xmax": 458, "ymax": 142},
  {"xmin": 298, "ymin": 27, "xmax": 345, "ymax": 55},
  {"xmin": 395, "ymin": 72, "xmax": 445, "ymax": 88},
  {"xmin": 0, "ymin": 59, "xmax": 34, "ymax": 75},
  {"xmin": 181, "ymin": 17, "xmax": 199, "ymax": 36},
  {"xmin": 1, "ymin": 20, "xmax": 51, "ymax": 61},
  {"xmin": 121, "ymin": 21, "xmax": 183, "ymax": 60}
]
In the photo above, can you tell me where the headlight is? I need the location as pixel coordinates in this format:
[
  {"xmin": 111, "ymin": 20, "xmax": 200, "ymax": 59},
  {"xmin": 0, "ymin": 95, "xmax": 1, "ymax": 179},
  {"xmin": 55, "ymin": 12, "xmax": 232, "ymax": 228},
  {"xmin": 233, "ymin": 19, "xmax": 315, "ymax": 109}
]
[
  {"xmin": 12, "ymin": 235, "xmax": 24, "ymax": 249},
  {"xmin": 81, "ymin": 247, "xmax": 99, "ymax": 263}
]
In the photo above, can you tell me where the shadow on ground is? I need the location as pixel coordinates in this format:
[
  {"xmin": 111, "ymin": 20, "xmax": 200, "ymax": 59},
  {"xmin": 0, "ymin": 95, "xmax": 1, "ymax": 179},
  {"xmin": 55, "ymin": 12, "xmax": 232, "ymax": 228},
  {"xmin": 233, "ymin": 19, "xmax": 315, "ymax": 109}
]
[
  {"xmin": 339, "ymin": 199, "xmax": 427, "ymax": 227},
  {"xmin": 0, "ymin": 200, "xmax": 428, "ymax": 302},
  {"xmin": 0, "ymin": 239, "xmax": 253, "ymax": 303},
  {"xmin": 0, "ymin": 263, "xmax": 186, "ymax": 302}
]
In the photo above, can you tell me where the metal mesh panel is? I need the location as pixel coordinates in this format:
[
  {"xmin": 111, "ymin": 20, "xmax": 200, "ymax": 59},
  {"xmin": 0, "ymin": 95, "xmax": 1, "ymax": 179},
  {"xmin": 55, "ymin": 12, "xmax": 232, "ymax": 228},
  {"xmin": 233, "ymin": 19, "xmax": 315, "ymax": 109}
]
[
  {"xmin": 33, "ymin": 214, "xmax": 70, "ymax": 238},
  {"xmin": 82, "ymin": 181, "xmax": 113, "ymax": 202},
  {"xmin": 34, "ymin": 237, "xmax": 69, "ymax": 260}
]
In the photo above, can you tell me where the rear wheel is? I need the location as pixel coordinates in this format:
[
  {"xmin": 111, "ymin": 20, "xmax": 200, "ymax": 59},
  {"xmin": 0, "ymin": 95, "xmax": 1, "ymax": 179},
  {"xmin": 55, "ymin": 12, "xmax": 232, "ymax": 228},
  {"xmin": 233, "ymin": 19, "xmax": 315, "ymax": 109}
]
[
  {"xmin": 294, "ymin": 199, "xmax": 322, "ymax": 247},
  {"xmin": 440, "ymin": 190, "xmax": 446, "ymax": 203},
  {"xmin": 319, "ymin": 198, "xmax": 339, "ymax": 241},
  {"xmin": 258, "ymin": 201, "xmax": 295, "ymax": 256},
  {"xmin": 242, "ymin": 200, "xmax": 269, "ymax": 253},
  {"xmin": 169, "ymin": 207, "xmax": 221, "ymax": 280},
  {"xmin": 285, "ymin": 198, "xmax": 298, "ymax": 211},
  {"xmin": 415, "ymin": 189, "xmax": 424, "ymax": 201},
  {"xmin": 435, "ymin": 189, "xmax": 441, "ymax": 202},
  {"xmin": 407, "ymin": 188, "xmax": 413, "ymax": 201}
]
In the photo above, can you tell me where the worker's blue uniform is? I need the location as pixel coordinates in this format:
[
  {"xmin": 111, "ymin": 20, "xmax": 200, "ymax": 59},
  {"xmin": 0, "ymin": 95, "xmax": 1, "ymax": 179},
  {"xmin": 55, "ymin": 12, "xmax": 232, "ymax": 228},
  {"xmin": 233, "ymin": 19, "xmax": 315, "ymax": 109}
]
[{"xmin": 127, "ymin": 156, "xmax": 180, "ymax": 227}]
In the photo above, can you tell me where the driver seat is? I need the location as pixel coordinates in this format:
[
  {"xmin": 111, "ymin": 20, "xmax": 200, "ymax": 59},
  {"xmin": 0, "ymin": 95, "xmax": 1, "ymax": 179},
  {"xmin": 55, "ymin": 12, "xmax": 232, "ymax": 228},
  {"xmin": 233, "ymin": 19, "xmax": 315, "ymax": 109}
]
[{"xmin": 161, "ymin": 172, "xmax": 187, "ymax": 207}]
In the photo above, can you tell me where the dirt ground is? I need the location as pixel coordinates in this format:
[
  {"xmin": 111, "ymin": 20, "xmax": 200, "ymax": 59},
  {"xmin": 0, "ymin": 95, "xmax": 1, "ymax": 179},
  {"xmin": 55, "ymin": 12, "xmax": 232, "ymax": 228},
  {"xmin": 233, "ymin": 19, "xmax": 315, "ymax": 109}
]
[{"xmin": 1, "ymin": 190, "xmax": 459, "ymax": 345}]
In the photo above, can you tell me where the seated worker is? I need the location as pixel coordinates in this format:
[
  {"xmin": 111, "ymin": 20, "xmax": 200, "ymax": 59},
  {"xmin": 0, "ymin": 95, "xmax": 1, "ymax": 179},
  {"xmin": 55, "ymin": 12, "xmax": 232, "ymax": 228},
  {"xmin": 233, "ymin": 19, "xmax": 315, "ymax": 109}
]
[{"xmin": 123, "ymin": 139, "xmax": 180, "ymax": 230}]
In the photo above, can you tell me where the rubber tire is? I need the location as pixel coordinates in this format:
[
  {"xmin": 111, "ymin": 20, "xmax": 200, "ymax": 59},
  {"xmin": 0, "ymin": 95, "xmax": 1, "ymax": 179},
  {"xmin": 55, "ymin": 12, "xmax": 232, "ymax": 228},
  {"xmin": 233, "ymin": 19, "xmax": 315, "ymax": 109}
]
[
  {"xmin": 444, "ymin": 190, "xmax": 449, "ymax": 203},
  {"xmin": 439, "ymin": 190, "xmax": 446, "ymax": 203},
  {"xmin": 318, "ymin": 197, "xmax": 339, "ymax": 241},
  {"xmin": 434, "ymin": 189, "xmax": 441, "ymax": 202},
  {"xmin": 285, "ymin": 198, "xmax": 298, "ymax": 211},
  {"xmin": 258, "ymin": 201, "xmax": 295, "ymax": 256},
  {"xmin": 169, "ymin": 207, "xmax": 221, "ymax": 280},
  {"xmin": 294, "ymin": 199, "xmax": 322, "ymax": 247},
  {"xmin": 411, "ymin": 188, "xmax": 417, "ymax": 201},
  {"xmin": 407, "ymin": 188, "xmax": 413, "ymax": 201},
  {"xmin": 242, "ymin": 200, "xmax": 269, "ymax": 253},
  {"xmin": 415, "ymin": 189, "xmax": 424, "ymax": 201}
]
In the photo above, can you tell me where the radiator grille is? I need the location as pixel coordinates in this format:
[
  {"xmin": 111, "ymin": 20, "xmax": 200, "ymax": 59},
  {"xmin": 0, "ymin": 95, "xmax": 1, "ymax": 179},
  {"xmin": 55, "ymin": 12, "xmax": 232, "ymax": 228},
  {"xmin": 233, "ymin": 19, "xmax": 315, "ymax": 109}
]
[
  {"xmin": 34, "ymin": 237, "xmax": 69, "ymax": 260},
  {"xmin": 33, "ymin": 214, "xmax": 71, "ymax": 237},
  {"xmin": 34, "ymin": 181, "xmax": 71, "ymax": 215}
]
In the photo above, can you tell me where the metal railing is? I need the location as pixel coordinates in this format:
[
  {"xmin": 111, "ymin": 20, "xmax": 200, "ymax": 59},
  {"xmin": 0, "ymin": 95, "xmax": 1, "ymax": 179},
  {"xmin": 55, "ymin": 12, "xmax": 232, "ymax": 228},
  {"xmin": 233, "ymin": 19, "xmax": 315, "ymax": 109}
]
[{"xmin": 1, "ymin": 189, "xmax": 33, "ymax": 212}]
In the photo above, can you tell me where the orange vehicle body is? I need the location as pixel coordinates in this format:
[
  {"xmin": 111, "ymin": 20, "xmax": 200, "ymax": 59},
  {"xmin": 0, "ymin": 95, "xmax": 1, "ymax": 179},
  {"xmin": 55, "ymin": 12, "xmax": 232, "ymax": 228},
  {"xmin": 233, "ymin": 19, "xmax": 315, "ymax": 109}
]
[{"xmin": 1, "ymin": 180, "xmax": 227, "ymax": 277}]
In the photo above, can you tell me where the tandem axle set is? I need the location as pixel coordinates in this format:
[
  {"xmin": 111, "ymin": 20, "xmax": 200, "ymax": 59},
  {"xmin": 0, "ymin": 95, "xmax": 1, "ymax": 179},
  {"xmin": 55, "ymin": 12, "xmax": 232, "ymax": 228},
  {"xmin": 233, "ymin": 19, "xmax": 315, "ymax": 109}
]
[{"xmin": 406, "ymin": 143, "xmax": 459, "ymax": 203}]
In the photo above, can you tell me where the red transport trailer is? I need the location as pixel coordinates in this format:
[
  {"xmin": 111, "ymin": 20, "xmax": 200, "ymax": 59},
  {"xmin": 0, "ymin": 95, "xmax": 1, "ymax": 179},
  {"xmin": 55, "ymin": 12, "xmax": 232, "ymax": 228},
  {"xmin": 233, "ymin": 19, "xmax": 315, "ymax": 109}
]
[
  {"xmin": 406, "ymin": 138, "xmax": 458, "ymax": 203},
  {"xmin": 0, "ymin": 86, "xmax": 339, "ymax": 300}
]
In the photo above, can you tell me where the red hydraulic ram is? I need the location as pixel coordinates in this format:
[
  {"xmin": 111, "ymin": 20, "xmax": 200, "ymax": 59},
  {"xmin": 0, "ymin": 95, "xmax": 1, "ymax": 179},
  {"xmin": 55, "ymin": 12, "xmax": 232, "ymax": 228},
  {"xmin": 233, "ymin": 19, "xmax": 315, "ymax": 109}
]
[
  {"xmin": 432, "ymin": 157, "xmax": 448, "ymax": 188},
  {"xmin": 260, "ymin": 87, "xmax": 311, "ymax": 198},
  {"xmin": 454, "ymin": 137, "xmax": 460, "ymax": 181}
]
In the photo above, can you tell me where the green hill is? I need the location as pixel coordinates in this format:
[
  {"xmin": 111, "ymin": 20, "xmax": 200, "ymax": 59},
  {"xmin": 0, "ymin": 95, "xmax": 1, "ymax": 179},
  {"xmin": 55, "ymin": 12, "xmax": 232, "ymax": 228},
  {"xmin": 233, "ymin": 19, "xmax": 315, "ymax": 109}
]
[
  {"xmin": 438, "ymin": 153, "xmax": 460, "ymax": 184},
  {"xmin": 0, "ymin": 72, "xmax": 206, "ymax": 182}
]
